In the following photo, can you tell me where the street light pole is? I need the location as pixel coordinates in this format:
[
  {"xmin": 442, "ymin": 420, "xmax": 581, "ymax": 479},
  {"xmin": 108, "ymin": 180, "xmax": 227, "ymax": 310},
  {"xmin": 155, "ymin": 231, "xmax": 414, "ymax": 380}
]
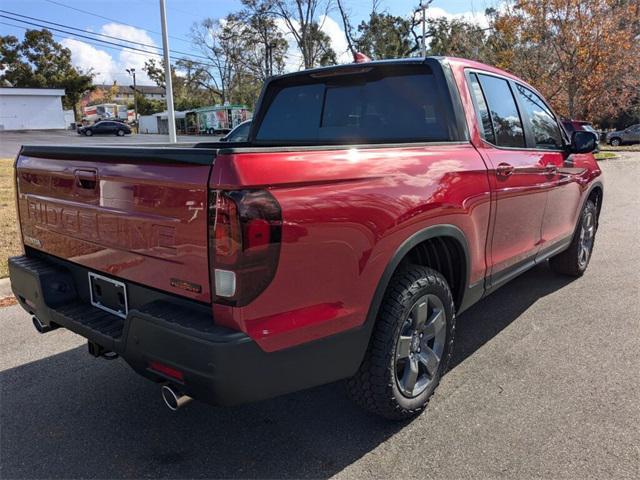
[
  {"xmin": 420, "ymin": 0, "xmax": 427, "ymax": 57},
  {"xmin": 159, "ymin": 0, "xmax": 177, "ymax": 143},
  {"xmin": 126, "ymin": 68, "xmax": 138, "ymax": 133}
]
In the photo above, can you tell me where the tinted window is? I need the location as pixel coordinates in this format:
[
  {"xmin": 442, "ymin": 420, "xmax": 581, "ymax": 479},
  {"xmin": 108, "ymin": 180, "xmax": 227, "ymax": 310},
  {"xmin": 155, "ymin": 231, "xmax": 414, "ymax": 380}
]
[
  {"xmin": 256, "ymin": 67, "xmax": 449, "ymax": 143},
  {"xmin": 477, "ymin": 74, "xmax": 525, "ymax": 148},
  {"xmin": 468, "ymin": 73, "xmax": 495, "ymax": 143},
  {"xmin": 227, "ymin": 121, "xmax": 251, "ymax": 142},
  {"xmin": 516, "ymin": 84, "xmax": 563, "ymax": 149},
  {"xmin": 257, "ymin": 84, "xmax": 324, "ymax": 141}
]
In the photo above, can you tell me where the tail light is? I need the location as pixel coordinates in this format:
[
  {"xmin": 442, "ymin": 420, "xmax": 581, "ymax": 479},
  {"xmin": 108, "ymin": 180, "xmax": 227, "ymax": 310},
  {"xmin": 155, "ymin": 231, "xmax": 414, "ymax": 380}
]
[{"xmin": 209, "ymin": 189, "xmax": 282, "ymax": 306}]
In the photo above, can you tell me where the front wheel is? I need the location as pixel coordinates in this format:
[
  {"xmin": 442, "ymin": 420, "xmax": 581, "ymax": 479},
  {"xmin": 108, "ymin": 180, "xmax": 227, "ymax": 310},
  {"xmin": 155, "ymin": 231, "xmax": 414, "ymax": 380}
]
[
  {"xmin": 84, "ymin": 129, "xmax": 93, "ymax": 136},
  {"xmin": 116, "ymin": 129, "xmax": 125, "ymax": 136},
  {"xmin": 609, "ymin": 138, "xmax": 621, "ymax": 147},
  {"xmin": 550, "ymin": 199, "xmax": 598, "ymax": 276},
  {"xmin": 347, "ymin": 265, "xmax": 455, "ymax": 420}
]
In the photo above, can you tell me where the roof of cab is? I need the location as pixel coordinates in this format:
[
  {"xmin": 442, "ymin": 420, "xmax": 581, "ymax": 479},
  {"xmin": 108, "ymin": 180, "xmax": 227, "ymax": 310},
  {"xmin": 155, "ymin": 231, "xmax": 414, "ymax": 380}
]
[{"xmin": 268, "ymin": 56, "xmax": 523, "ymax": 83}]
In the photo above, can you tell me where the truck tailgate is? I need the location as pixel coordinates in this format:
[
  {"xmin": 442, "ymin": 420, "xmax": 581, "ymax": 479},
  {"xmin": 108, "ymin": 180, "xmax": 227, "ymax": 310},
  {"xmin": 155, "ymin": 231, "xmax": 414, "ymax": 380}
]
[{"xmin": 15, "ymin": 146, "xmax": 215, "ymax": 303}]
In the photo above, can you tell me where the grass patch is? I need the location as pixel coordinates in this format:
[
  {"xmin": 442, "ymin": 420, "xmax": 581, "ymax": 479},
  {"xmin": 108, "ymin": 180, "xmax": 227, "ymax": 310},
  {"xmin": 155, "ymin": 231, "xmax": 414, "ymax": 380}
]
[
  {"xmin": 594, "ymin": 152, "xmax": 618, "ymax": 160},
  {"xmin": 0, "ymin": 159, "xmax": 20, "ymax": 278}
]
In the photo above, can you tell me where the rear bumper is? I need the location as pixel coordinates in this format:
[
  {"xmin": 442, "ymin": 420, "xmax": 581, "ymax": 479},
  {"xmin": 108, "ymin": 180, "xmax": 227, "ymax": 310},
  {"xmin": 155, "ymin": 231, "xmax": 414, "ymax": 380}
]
[{"xmin": 8, "ymin": 252, "xmax": 368, "ymax": 406}]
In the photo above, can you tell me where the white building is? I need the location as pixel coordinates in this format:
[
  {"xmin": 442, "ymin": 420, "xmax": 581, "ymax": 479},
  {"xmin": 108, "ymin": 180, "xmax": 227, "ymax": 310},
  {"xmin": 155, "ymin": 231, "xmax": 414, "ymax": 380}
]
[
  {"xmin": 0, "ymin": 88, "xmax": 67, "ymax": 131},
  {"xmin": 139, "ymin": 111, "xmax": 187, "ymax": 134}
]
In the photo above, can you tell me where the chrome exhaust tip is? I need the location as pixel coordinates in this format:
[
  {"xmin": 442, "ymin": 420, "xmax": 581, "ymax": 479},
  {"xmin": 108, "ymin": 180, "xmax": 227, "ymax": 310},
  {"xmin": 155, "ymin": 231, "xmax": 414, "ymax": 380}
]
[
  {"xmin": 161, "ymin": 385, "xmax": 192, "ymax": 411},
  {"xmin": 32, "ymin": 316, "xmax": 59, "ymax": 334}
]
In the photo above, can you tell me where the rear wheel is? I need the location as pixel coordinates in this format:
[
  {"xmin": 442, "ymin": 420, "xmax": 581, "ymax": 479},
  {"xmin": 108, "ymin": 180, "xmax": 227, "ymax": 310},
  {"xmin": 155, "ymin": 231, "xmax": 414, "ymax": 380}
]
[
  {"xmin": 347, "ymin": 265, "xmax": 455, "ymax": 420},
  {"xmin": 550, "ymin": 199, "xmax": 598, "ymax": 276}
]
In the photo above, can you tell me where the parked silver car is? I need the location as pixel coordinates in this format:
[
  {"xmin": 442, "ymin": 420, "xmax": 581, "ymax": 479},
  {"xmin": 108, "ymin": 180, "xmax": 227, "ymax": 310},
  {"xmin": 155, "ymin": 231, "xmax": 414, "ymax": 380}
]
[{"xmin": 606, "ymin": 124, "xmax": 640, "ymax": 146}]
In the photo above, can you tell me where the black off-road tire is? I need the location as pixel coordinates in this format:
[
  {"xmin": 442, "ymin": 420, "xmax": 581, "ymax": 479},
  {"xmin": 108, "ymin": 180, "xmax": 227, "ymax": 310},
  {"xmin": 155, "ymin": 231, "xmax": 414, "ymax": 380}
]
[
  {"xmin": 549, "ymin": 199, "xmax": 598, "ymax": 276},
  {"xmin": 347, "ymin": 265, "xmax": 456, "ymax": 420}
]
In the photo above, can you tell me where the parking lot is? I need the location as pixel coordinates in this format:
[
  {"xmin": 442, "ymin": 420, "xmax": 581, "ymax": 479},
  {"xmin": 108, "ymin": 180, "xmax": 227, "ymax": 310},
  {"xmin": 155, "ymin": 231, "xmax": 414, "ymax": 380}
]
[{"xmin": 0, "ymin": 142, "xmax": 638, "ymax": 478}]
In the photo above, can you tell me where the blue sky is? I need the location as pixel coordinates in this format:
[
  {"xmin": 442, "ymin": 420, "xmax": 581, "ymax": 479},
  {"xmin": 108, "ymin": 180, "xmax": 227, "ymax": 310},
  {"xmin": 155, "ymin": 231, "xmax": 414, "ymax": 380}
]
[{"xmin": 0, "ymin": 0, "xmax": 496, "ymax": 85}]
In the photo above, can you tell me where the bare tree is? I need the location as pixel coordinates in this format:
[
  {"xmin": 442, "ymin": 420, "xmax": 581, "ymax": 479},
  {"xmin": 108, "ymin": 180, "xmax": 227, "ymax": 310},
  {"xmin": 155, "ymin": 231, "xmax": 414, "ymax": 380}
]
[
  {"xmin": 238, "ymin": 1, "xmax": 288, "ymax": 79},
  {"xmin": 270, "ymin": 0, "xmax": 335, "ymax": 68},
  {"xmin": 336, "ymin": 0, "xmax": 356, "ymax": 57},
  {"xmin": 410, "ymin": 0, "xmax": 434, "ymax": 56},
  {"xmin": 190, "ymin": 18, "xmax": 245, "ymax": 104}
]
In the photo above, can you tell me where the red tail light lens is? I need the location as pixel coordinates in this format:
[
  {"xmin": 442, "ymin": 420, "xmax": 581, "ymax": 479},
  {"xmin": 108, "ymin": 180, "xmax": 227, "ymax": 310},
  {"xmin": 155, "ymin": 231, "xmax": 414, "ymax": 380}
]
[{"xmin": 209, "ymin": 190, "xmax": 282, "ymax": 306}]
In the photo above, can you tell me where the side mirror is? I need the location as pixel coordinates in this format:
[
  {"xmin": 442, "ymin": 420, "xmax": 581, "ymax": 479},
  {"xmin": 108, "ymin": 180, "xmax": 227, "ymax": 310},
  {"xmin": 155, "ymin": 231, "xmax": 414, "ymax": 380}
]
[
  {"xmin": 571, "ymin": 131, "xmax": 597, "ymax": 153},
  {"xmin": 219, "ymin": 135, "xmax": 229, "ymax": 142}
]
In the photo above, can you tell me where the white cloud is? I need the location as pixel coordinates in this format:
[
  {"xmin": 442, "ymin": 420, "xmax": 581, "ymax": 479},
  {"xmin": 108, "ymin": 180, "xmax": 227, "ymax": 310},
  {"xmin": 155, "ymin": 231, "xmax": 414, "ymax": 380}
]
[
  {"xmin": 318, "ymin": 14, "xmax": 352, "ymax": 64},
  {"xmin": 419, "ymin": 6, "xmax": 491, "ymax": 29},
  {"xmin": 274, "ymin": 14, "xmax": 352, "ymax": 71},
  {"xmin": 62, "ymin": 23, "xmax": 159, "ymax": 85},
  {"xmin": 60, "ymin": 38, "xmax": 119, "ymax": 84}
]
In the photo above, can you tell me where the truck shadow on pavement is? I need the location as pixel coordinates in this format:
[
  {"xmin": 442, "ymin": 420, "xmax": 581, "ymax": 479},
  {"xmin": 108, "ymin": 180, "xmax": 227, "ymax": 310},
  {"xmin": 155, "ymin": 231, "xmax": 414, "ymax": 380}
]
[{"xmin": 0, "ymin": 263, "xmax": 575, "ymax": 479}]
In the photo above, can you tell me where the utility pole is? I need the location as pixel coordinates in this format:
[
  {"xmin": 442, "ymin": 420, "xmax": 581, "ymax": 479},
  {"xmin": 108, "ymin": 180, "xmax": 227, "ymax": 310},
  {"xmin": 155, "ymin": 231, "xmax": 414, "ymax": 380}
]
[
  {"xmin": 126, "ymin": 68, "xmax": 137, "ymax": 133},
  {"xmin": 420, "ymin": 0, "xmax": 427, "ymax": 57},
  {"xmin": 265, "ymin": 44, "xmax": 271, "ymax": 77},
  {"xmin": 265, "ymin": 43, "xmax": 275, "ymax": 77},
  {"xmin": 159, "ymin": 0, "xmax": 177, "ymax": 143}
]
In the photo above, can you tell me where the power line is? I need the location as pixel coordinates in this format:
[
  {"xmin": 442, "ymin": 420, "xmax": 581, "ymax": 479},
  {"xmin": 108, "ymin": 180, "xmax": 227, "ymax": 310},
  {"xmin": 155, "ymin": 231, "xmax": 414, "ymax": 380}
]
[
  {"xmin": 0, "ymin": 20, "xmax": 164, "ymax": 65},
  {"xmin": 0, "ymin": 19, "xmax": 192, "ymax": 86},
  {"xmin": 2, "ymin": 12, "xmax": 305, "ymax": 70},
  {"xmin": 0, "ymin": 20, "xmax": 156, "ymax": 75},
  {"xmin": 0, "ymin": 14, "xmax": 221, "ymax": 69},
  {"xmin": 43, "ymin": 0, "xmax": 194, "ymax": 46},
  {"xmin": 0, "ymin": 9, "xmax": 211, "ymax": 61}
]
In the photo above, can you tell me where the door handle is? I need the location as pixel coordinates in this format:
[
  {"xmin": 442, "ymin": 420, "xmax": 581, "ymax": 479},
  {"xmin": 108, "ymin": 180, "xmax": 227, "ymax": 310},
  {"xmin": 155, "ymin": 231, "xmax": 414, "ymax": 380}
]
[
  {"xmin": 496, "ymin": 163, "xmax": 514, "ymax": 177},
  {"xmin": 544, "ymin": 165, "xmax": 558, "ymax": 176}
]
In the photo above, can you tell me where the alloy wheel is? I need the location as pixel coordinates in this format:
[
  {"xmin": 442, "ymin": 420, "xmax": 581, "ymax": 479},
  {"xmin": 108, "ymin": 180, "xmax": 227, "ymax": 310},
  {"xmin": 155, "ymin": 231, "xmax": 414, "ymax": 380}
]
[
  {"xmin": 395, "ymin": 294, "xmax": 447, "ymax": 398},
  {"xmin": 578, "ymin": 210, "xmax": 595, "ymax": 268}
]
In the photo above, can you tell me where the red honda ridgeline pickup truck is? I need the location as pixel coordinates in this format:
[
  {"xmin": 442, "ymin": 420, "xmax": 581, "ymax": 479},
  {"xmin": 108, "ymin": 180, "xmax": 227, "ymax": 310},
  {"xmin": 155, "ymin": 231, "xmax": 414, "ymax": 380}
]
[{"xmin": 9, "ymin": 57, "xmax": 602, "ymax": 419}]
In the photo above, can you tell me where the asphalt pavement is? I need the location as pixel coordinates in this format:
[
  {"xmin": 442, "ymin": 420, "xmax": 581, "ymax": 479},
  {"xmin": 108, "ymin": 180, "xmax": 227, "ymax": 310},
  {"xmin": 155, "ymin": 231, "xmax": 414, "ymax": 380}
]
[{"xmin": 0, "ymin": 154, "xmax": 638, "ymax": 479}]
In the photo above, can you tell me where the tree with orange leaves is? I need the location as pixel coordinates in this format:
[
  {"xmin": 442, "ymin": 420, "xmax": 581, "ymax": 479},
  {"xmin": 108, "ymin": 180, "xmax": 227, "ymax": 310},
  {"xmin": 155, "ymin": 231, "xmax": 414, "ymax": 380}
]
[{"xmin": 485, "ymin": 0, "xmax": 640, "ymax": 122}]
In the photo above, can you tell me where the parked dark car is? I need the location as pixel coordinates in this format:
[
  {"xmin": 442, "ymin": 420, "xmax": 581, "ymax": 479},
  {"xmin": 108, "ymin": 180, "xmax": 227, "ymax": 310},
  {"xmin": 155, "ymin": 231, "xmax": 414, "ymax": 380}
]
[
  {"xmin": 220, "ymin": 120, "xmax": 251, "ymax": 142},
  {"xmin": 605, "ymin": 124, "xmax": 640, "ymax": 146},
  {"xmin": 78, "ymin": 121, "xmax": 132, "ymax": 137}
]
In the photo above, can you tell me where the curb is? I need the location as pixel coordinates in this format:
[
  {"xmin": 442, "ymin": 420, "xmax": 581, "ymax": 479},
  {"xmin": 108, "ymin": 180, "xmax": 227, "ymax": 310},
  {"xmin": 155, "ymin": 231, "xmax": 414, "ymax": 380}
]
[{"xmin": 0, "ymin": 277, "xmax": 12, "ymax": 298}]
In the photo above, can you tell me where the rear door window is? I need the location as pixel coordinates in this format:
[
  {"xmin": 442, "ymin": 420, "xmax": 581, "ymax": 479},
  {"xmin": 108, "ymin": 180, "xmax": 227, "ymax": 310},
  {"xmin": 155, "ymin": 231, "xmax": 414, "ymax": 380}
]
[
  {"xmin": 515, "ymin": 84, "xmax": 564, "ymax": 150},
  {"xmin": 256, "ymin": 66, "xmax": 450, "ymax": 144},
  {"xmin": 477, "ymin": 74, "xmax": 525, "ymax": 148},
  {"xmin": 468, "ymin": 73, "xmax": 496, "ymax": 144}
]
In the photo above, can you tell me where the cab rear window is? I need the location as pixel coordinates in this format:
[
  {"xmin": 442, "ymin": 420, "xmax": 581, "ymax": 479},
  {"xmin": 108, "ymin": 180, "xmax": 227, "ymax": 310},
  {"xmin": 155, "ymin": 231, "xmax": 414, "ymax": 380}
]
[{"xmin": 255, "ymin": 65, "xmax": 451, "ymax": 144}]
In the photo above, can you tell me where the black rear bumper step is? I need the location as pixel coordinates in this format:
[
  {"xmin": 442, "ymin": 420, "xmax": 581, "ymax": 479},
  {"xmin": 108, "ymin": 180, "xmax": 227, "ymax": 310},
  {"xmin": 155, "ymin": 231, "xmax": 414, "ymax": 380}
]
[{"xmin": 8, "ymin": 253, "xmax": 370, "ymax": 406}]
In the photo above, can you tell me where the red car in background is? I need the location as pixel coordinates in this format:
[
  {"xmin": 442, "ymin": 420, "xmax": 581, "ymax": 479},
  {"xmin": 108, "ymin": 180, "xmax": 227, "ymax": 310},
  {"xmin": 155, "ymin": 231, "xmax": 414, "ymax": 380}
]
[{"xmin": 9, "ymin": 57, "xmax": 602, "ymax": 420}]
